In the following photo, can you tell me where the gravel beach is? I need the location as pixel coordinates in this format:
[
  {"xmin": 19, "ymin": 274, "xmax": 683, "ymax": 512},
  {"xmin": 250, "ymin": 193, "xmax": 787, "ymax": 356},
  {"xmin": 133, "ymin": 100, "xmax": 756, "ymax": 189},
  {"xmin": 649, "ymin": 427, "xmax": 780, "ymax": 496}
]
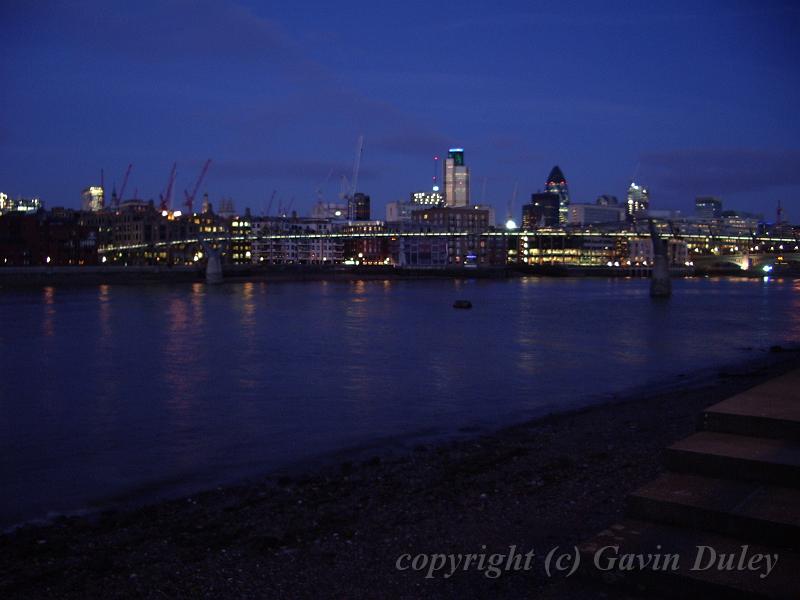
[{"xmin": 2, "ymin": 349, "xmax": 798, "ymax": 599}]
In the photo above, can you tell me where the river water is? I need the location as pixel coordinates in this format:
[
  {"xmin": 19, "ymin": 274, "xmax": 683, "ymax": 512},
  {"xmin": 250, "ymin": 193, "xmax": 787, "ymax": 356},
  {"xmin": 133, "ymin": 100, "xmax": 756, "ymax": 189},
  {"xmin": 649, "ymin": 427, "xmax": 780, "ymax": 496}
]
[{"xmin": 1, "ymin": 276, "xmax": 798, "ymax": 527}]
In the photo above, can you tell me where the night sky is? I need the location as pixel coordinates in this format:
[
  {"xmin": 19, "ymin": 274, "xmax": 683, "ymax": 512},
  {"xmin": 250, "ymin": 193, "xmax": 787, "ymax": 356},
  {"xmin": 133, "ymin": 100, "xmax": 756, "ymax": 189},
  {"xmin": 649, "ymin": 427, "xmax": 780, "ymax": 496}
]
[{"xmin": 2, "ymin": 0, "xmax": 799, "ymax": 222}]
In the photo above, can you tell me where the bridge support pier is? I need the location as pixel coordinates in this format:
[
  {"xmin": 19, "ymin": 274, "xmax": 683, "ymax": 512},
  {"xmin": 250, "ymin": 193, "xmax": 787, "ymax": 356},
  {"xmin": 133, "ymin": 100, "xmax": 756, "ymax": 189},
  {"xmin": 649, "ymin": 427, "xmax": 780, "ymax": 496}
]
[
  {"xmin": 205, "ymin": 249, "xmax": 223, "ymax": 284},
  {"xmin": 650, "ymin": 254, "xmax": 671, "ymax": 298}
]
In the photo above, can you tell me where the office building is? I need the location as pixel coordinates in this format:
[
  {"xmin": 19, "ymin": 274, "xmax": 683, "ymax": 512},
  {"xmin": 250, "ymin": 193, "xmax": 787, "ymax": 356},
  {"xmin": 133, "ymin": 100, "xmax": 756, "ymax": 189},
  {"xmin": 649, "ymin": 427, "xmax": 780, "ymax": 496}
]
[
  {"xmin": 444, "ymin": 148, "xmax": 470, "ymax": 207},
  {"xmin": 386, "ymin": 190, "xmax": 444, "ymax": 222},
  {"xmin": 522, "ymin": 192, "xmax": 560, "ymax": 228},
  {"xmin": 545, "ymin": 166, "xmax": 570, "ymax": 224},
  {"xmin": 695, "ymin": 196, "xmax": 723, "ymax": 219},
  {"xmin": 568, "ymin": 204, "xmax": 625, "ymax": 225},
  {"xmin": 349, "ymin": 192, "xmax": 371, "ymax": 221},
  {"xmin": 0, "ymin": 193, "xmax": 42, "ymax": 216},
  {"xmin": 626, "ymin": 181, "xmax": 649, "ymax": 221},
  {"xmin": 596, "ymin": 194, "xmax": 619, "ymax": 206},
  {"xmin": 412, "ymin": 206, "xmax": 489, "ymax": 233}
]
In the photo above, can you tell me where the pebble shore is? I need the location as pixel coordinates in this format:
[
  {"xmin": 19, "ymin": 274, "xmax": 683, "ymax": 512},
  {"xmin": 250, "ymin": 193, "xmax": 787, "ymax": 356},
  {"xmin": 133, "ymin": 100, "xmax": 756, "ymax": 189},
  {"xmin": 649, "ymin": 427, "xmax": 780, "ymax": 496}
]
[{"xmin": 2, "ymin": 349, "xmax": 798, "ymax": 599}]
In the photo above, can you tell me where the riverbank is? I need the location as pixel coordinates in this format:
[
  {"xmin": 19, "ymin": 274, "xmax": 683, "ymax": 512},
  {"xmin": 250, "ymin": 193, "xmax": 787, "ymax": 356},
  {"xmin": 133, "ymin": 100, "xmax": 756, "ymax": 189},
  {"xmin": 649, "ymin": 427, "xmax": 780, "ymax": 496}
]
[
  {"xmin": 2, "ymin": 348, "xmax": 799, "ymax": 599},
  {"xmin": 0, "ymin": 263, "xmax": 767, "ymax": 288},
  {"xmin": 0, "ymin": 265, "xmax": 517, "ymax": 287}
]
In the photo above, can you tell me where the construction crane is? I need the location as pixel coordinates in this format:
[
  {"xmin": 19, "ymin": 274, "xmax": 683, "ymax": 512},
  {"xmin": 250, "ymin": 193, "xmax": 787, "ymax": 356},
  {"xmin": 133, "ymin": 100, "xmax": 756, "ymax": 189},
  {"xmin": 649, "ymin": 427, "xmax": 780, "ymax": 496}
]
[
  {"xmin": 159, "ymin": 163, "xmax": 177, "ymax": 212},
  {"xmin": 507, "ymin": 181, "xmax": 518, "ymax": 221},
  {"xmin": 351, "ymin": 135, "xmax": 364, "ymax": 197},
  {"xmin": 315, "ymin": 168, "xmax": 334, "ymax": 202},
  {"xmin": 265, "ymin": 189, "xmax": 276, "ymax": 216},
  {"xmin": 184, "ymin": 159, "xmax": 211, "ymax": 213},
  {"xmin": 346, "ymin": 135, "xmax": 365, "ymax": 220},
  {"xmin": 116, "ymin": 164, "xmax": 132, "ymax": 208},
  {"xmin": 338, "ymin": 175, "xmax": 351, "ymax": 201}
]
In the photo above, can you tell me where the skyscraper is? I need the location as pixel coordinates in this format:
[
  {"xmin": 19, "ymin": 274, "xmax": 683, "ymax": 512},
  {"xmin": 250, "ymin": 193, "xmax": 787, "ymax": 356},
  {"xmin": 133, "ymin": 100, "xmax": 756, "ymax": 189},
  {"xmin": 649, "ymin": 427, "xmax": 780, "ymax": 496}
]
[
  {"xmin": 544, "ymin": 166, "xmax": 569, "ymax": 225},
  {"xmin": 626, "ymin": 181, "xmax": 649, "ymax": 221},
  {"xmin": 444, "ymin": 148, "xmax": 470, "ymax": 207}
]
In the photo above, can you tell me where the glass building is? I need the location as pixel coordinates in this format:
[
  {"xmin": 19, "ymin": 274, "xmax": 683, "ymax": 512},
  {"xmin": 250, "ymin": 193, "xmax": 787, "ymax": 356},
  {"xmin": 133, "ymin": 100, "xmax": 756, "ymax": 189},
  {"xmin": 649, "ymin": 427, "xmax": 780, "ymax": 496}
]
[{"xmin": 545, "ymin": 166, "xmax": 570, "ymax": 225}]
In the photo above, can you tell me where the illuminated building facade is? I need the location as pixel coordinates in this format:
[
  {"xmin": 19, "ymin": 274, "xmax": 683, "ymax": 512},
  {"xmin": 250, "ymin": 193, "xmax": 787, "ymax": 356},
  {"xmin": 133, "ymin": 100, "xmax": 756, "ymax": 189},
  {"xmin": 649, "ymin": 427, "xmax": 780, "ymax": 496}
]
[
  {"xmin": 229, "ymin": 216, "xmax": 252, "ymax": 264},
  {"xmin": 444, "ymin": 148, "xmax": 470, "ymax": 207},
  {"xmin": 520, "ymin": 232, "xmax": 623, "ymax": 266},
  {"xmin": 81, "ymin": 186, "xmax": 104, "ymax": 212},
  {"xmin": 0, "ymin": 193, "xmax": 42, "ymax": 215},
  {"xmin": 412, "ymin": 206, "xmax": 489, "ymax": 233},
  {"xmin": 626, "ymin": 181, "xmax": 649, "ymax": 221},
  {"xmin": 627, "ymin": 237, "xmax": 689, "ymax": 267},
  {"xmin": 411, "ymin": 190, "xmax": 444, "ymax": 206},
  {"xmin": 385, "ymin": 191, "xmax": 443, "ymax": 223},
  {"xmin": 250, "ymin": 217, "xmax": 343, "ymax": 264}
]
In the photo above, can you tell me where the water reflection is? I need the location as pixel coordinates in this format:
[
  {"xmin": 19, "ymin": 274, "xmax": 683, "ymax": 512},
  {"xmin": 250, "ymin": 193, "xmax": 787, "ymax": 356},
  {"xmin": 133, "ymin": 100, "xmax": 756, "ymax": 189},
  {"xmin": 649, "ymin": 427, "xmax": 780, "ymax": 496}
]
[
  {"xmin": 163, "ymin": 291, "xmax": 198, "ymax": 419},
  {"xmin": 2, "ymin": 277, "xmax": 799, "ymax": 528},
  {"xmin": 97, "ymin": 284, "xmax": 112, "ymax": 344},
  {"xmin": 41, "ymin": 286, "xmax": 55, "ymax": 337},
  {"xmin": 235, "ymin": 281, "xmax": 259, "ymax": 392}
]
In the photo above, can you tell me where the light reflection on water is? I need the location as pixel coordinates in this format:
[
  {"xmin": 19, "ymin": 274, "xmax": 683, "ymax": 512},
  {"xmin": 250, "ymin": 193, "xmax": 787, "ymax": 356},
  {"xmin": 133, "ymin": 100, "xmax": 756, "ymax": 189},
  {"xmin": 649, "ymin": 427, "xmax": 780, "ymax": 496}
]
[{"xmin": 0, "ymin": 276, "xmax": 797, "ymax": 527}]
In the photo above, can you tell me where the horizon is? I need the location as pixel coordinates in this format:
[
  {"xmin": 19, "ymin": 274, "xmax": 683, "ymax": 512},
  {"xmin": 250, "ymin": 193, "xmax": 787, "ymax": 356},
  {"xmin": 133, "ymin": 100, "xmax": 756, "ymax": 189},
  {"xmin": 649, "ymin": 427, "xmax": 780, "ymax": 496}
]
[{"xmin": 2, "ymin": 1, "xmax": 799, "ymax": 221}]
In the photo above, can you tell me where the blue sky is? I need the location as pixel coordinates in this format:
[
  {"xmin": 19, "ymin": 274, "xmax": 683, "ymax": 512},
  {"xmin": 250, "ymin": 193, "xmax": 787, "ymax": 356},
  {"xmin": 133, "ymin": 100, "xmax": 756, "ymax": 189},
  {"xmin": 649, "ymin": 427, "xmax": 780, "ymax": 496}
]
[{"xmin": 2, "ymin": 0, "xmax": 799, "ymax": 221}]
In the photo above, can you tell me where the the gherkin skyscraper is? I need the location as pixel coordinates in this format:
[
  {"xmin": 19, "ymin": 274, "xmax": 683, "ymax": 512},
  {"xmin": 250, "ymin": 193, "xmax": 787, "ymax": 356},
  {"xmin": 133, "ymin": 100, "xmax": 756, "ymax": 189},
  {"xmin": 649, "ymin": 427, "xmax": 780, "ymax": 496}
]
[{"xmin": 545, "ymin": 165, "xmax": 570, "ymax": 225}]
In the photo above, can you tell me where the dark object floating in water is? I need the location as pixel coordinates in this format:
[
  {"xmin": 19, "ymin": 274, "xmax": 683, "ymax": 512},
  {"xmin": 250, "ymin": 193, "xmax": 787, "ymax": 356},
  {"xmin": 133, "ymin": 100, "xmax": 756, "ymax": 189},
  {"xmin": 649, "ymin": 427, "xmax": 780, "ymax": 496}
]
[{"xmin": 453, "ymin": 300, "xmax": 472, "ymax": 309}]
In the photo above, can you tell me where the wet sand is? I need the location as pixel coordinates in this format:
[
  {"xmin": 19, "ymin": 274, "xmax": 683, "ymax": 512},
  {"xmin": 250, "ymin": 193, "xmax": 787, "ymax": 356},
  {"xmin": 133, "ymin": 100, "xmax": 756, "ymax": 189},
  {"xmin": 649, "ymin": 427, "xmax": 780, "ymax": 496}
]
[{"xmin": 2, "ymin": 348, "xmax": 798, "ymax": 599}]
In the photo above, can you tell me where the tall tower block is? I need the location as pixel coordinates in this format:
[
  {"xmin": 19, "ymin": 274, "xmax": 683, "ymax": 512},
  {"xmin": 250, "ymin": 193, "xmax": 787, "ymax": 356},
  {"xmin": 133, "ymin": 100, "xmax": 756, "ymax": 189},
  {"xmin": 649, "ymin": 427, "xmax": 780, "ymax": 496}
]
[
  {"xmin": 545, "ymin": 166, "xmax": 569, "ymax": 225},
  {"xmin": 444, "ymin": 148, "xmax": 470, "ymax": 207}
]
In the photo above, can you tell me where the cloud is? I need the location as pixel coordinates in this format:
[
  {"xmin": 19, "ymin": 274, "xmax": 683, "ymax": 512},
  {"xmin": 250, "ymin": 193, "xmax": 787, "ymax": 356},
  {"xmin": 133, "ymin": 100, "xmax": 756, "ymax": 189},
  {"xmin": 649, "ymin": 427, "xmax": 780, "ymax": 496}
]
[{"xmin": 640, "ymin": 148, "xmax": 800, "ymax": 196}]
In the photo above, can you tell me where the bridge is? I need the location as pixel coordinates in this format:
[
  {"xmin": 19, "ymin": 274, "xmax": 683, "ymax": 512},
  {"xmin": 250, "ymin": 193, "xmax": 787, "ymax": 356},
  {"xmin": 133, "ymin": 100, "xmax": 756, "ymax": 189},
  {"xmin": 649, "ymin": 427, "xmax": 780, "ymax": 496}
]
[
  {"xmin": 692, "ymin": 252, "xmax": 800, "ymax": 272},
  {"xmin": 96, "ymin": 228, "xmax": 800, "ymax": 255},
  {"xmin": 98, "ymin": 229, "xmax": 800, "ymax": 272}
]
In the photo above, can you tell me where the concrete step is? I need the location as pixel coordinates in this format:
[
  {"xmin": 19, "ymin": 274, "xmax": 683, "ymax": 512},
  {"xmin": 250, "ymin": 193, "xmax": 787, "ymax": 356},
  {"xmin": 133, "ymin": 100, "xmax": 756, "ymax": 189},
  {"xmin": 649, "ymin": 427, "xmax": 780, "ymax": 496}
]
[
  {"xmin": 579, "ymin": 519, "xmax": 799, "ymax": 599},
  {"xmin": 665, "ymin": 431, "xmax": 800, "ymax": 488},
  {"xmin": 628, "ymin": 472, "xmax": 800, "ymax": 549},
  {"xmin": 703, "ymin": 375, "xmax": 800, "ymax": 440}
]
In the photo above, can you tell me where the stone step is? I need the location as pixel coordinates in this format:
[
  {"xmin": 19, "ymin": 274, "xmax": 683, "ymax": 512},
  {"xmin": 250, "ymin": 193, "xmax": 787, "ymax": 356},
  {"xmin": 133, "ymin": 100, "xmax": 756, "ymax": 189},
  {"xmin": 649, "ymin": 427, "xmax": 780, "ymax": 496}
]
[
  {"xmin": 628, "ymin": 472, "xmax": 800, "ymax": 549},
  {"xmin": 579, "ymin": 519, "xmax": 799, "ymax": 599},
  {"xmin": 703, "ymin": 375, "xmax": 800, "ymax": 440},
  {"xmin": 665, "ymin": 432, "xmax": 800, "ymax": 488}
]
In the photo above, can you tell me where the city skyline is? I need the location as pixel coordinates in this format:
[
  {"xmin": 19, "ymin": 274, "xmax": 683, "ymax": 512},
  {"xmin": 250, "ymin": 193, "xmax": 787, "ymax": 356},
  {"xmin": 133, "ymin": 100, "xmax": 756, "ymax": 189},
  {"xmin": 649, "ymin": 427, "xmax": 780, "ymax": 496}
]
[{"xmin": 2, "ymin": 1, "xmax": 799, "ymax": 219}]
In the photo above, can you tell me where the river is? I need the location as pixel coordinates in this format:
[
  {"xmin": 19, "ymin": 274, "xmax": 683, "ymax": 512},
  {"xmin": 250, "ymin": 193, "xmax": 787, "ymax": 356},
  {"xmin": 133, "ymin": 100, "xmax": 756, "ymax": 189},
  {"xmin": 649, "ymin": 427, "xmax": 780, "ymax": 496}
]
[{"xmin": 1, "ymin": 276, "xmax": 798, "ymax": 527}]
